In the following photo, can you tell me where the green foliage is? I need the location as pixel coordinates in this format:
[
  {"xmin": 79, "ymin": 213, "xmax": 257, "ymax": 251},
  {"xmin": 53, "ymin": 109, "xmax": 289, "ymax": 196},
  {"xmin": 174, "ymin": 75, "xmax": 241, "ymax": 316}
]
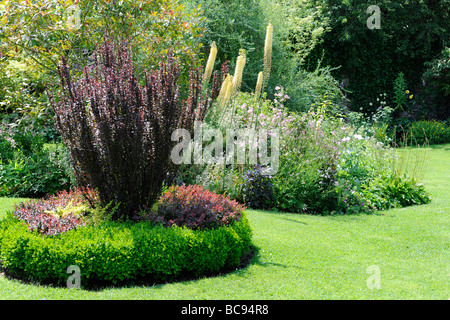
[
  {"xmin": 0, "ymin": 212, "xmax": 252, "ymax": 288},
  {"xmin": 360, "ymin": 175, "xmax": 431, "ymax": 211},
  {"xmin": 409, "ymin": 120, "xmax": 450, "ymax": 145},
  {"xmin": 423, "ymin": 47, "xmax": 450, "ymax": 97},
  {"xmin": 345, "ymin": 99, "xmax": 395, "ymax": 146},
  {"xmin": 276, "ymin": 0, "xmax": 330, "ymax": 66},
  {"xmin": 333, "ymin": 131, "xmax": 395, "ymax": 214},
  {"xmin": 285, "ymin": 64, "xmax": 344, "ymax": 113},
  {"xmin": 0, "ymin": 54, "xmax": 56, "ymax": 139},
  {"xmin": 194, "ymin": 164, "xmax": 245, "ymax": 203},
  {"xmin": 182, "ymin": 0, "xmax": 266, "ymax": 93},
  {"xmin": 393, "ymin": 72, "xmax": 408, "ymax": 111},
  {"xmin": 422, "ymin": 46, "xmax": 450, "ymax": 118},
  {"xmin": 308, "ymin": 0, "xmax": 450, "ymax": 115},
  {"xmin": 0, "ymin": 128, "xmax": 74, "ymax": 197},
  {"xmin": 182, "ymin": 0, "xmax": 334, "ymax": 110},
  {"xmin": 0, "ymin": 0, "xmax": 206, "ymax": 77},
  {"xmin": 267, "ymin": 0, "xmax": 341, "ymax": 111},
  {"xmin": 271, "ymin": 115, "xmax": 340, "ymax": 213}
]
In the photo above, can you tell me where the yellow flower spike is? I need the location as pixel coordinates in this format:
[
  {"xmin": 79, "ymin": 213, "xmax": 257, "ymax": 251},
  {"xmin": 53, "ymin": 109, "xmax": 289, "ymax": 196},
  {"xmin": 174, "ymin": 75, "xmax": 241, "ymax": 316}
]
[
  {"xmin": 263, "ymin": 23, "xmax": 273, "ymax": 89},
  {"xmin": 254, "ymin": 71, "xmax": 264, "ymax": 101},
  {"xmin": 410, "ymin": 94, "xmax": 413, "ymax": 99},
  {"xmin": 231, "ymin": 50, "xmax": 246, "ymax": 95},
  {"xmin": 202, "ymin": 41, "xmax": 218, "ymax": 86},
  {"xmin": 217, "ymin": 74, "xmax": 233, "ymax": 108},
  {"xmin": 217, "ymin": 73, "xmax": 231, "ymax": 107},
  {"xmin": 223, "ymin": 75, "xmax": 233, "ymax": 106}
]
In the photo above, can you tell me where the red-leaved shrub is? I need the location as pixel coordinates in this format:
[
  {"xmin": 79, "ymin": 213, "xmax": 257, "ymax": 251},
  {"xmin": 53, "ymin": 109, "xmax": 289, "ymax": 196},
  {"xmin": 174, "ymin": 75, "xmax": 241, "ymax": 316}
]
[
  {"xmin": 155, "ymin": 185, "xmax": 246, "ymax": 230},
  {"xmin": 48, "ymin": 38, "xmax": 218, "ymax": 221},
  {"xmin": 12, "ymin": 188, "xmax": 96, "ymax": 236}
]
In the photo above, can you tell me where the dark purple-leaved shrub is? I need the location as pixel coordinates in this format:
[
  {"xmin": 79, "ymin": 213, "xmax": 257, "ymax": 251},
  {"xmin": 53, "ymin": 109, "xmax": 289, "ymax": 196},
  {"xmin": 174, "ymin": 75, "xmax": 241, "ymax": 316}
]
[
  {"xmin": 155, "ymin": 184, "xmax": 246, "ymax": 230},
  {"xmin": 242, "ymin": 165, "xmax": 274, "ymax": 210},
  {"xmin": 49, "ymin": 38, "xmax": 216, "ymax": 220}
]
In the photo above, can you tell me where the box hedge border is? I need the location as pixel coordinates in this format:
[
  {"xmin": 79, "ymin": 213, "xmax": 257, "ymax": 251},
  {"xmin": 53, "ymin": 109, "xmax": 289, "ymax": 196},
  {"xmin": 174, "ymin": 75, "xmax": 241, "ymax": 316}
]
[{"xmin": 0, "ymin": 213, "xmax": 253, "ymax": 289}]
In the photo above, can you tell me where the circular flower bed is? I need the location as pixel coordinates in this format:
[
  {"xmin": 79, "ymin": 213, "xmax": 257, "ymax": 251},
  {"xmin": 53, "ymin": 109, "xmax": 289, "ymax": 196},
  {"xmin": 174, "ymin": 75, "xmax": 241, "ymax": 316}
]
[{"xmin": 0, "ymin": 186, "xmax": 253, "ymax": 288}]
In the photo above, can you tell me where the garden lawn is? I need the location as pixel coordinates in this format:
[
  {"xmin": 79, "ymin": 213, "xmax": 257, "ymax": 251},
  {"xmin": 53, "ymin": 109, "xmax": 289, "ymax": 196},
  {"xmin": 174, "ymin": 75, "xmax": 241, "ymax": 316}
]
[{"xmin": 0, "ymin": 145, "xmax": 449, "ymax": 300}]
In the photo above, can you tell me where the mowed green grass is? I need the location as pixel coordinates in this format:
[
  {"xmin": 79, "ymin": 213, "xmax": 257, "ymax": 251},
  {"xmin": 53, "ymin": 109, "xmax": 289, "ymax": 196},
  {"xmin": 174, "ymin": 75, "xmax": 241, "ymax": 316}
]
[{"xmin": 0, "ymin": 145, "xmax": 448, "ymax": 299}]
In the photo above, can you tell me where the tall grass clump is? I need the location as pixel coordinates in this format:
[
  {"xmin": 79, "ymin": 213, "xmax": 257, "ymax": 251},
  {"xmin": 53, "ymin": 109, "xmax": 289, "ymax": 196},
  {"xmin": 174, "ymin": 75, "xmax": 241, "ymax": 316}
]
[{"xmin": 392, "ymin": 128, "xmax": 430, "ymax": 183}]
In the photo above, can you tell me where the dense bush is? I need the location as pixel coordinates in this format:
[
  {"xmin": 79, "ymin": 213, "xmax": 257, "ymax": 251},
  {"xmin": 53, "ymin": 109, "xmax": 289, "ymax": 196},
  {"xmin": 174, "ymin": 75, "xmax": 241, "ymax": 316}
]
[
  {"xmin": 0, "ymin": 211, "xmax": 252, "ymax": 288},
  {"xmin": 0, "ymin": 53, "xmax": 57, "ymax": 140},
  {"xmin": 421, "ymin": 46, "xmax": 450, "ymax": 119},
  {"xmin": 0, "ymin": 0, "xmax": 207, "ymax": 144},
  {"xmin": 49, "ymin": 38, "xmax": 218, "ymax": 220},
  {"xmin": 423, "ymin": 47, "xmax": 450, "ymax": 98},
  {"xmin": 242, "ymin": 165, "xmax": 274, "ymax": 210},
  {"xmin": 409, "ymin": 120, "xmax": 450, "ymax": 145},
  {"xmin": 359, "ymin": 175, "xmax": 431, "ymax": 211},
  {"xmin": 0, "ymin": 127, "xmax": 73, "ymax": 197},
  {"xmin": 154, "ymin": 184, "xmax": 246, "ymax": 230}
]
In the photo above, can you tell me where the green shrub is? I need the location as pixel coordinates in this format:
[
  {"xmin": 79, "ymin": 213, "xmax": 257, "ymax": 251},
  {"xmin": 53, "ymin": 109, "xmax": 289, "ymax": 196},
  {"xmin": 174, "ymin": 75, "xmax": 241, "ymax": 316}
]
[
  {"xmin": 409, "ymin": 120, "xmax": 450, "ymax": 145},
  {"xmin": 423, "ymin": 46, "xmax": 450, "ymax": 116},
  {"xmin": 194, "ymin": 164, "xmax": 245, "ymax": 203},
  {"xmin": 0, "ymin": 213, "xmax": 252, "ymax": 288},
  {"xmin": 0, "ymin": 55, "xmax": 56, "ymax": 139},
  {"xmin": 360, "ymin": 175, "xmax": 431, "ymax": 211},
  {"xmin": 0, "ymin": 127, "xmax": 74, "ymax": 197}
]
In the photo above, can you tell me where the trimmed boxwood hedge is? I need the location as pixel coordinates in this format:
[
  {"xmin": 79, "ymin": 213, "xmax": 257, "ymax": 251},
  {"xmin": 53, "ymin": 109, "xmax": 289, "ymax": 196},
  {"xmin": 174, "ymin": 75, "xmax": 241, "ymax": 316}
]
[{"xmin": 0, "ymin": 212, "xmax": 253, "ymax": 288}]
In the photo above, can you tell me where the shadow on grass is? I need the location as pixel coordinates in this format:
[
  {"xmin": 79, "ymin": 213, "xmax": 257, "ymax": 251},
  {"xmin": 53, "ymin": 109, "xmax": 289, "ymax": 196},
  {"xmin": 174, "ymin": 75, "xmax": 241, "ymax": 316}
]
[
  {"xmin": 428, "ymin": 144, "xmax": 450, "ymax": 151},
  {"xmin": 246, "ymin": 209, "xmax": 309, "ymax": 224},
  {"xmin": 247, "ymin": 207, "xmax": 389, "ymax": 224},
  {"xmin": 276, "ymin": 217, "xmax": 308, "ymax": 225}
]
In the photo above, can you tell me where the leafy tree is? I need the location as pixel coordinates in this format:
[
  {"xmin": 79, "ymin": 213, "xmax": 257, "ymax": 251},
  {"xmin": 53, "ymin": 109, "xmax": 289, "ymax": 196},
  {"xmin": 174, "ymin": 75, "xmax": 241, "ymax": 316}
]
[
  {"xmin": 0, "ymin": 0, "xmax": 206, "ymax": 78},
  {"xmin": 182, "ymin": 0, "xmax": 334, "ymax": 110},
  {"xmin": 307, "ymin": 0, "xmax": 450, "ymax": 115}
]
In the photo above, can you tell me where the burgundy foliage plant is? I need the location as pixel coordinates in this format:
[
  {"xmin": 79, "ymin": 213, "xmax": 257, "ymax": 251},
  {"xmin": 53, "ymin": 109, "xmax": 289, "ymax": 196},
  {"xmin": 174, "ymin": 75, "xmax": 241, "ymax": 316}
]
[
  {"xmin": 49, "ymin": 38, "xmax": 215, "ymax": 220},
  {"xmin": 155, "ymin": 184, "xmax": 246, "ymax": 230},
  {"xmin": 12, "ymin": 188, "xmax": 95, "ymax": 236}
]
